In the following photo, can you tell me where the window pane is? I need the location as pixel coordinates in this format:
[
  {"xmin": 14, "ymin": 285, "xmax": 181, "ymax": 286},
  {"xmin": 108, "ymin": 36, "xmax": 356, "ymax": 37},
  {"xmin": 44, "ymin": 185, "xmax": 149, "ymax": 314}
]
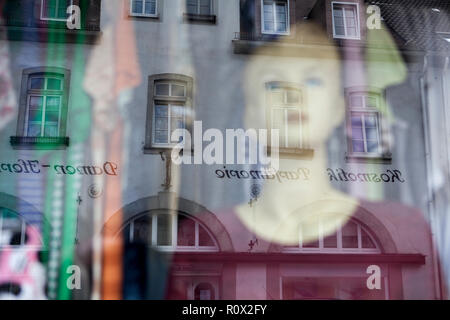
[
  {"xmin": 342, "ymin": 222, "xmax": 358, "ymax": 248},
  {"xmin": 30, "ymin": 77, "xmax": 45, "ymax": 89},
  {"xmin": 177, "ymin": 215, "xmax": 195, "ymax": 246},
  {"xmin": 46, "ymin": 96, "xmax": 61, "ymax": 111},
  {"xmin": 170, "ymin": 119, "xmax": 185, "ymax": 143},
  {"xmin": 367, "ymin": 140, "xmax": 379, "ymax": 153},
  {"xmin": 324, "ymin": 233, "xmax": 338, "ymax": 248},
  {"xmin": 133, "ymin": 216, "xmax": 152, "ymax": 244},
  {"xmin": 366, "ymin": 96, "xmax": 377, "ymax": 108},
  {"xmin": 361, "ymin": 228, "xmax": 376, "ymax": 249},
  {"xmin": 44, "ymin": 123, "xmax": 58, "ymax": 137},
  {"xmin": 155, "ymin": 104, "xmax": 168, "ymax": 117},
  {"xmin": 335, "ymin": 26, "xmax": 345, "ymax": 36},
  {"xmin": 171, "ymin": 84, "xmax": 185, "ymax": 97},
  {"xmin": 199, "ymin": 0, "xmax": 211, "ymax": 15},
  {"xmin": 352, "ymin": 127, "xmax": 363, "ymax": 140},
  {"xmin": 365, "ymin": 127, "xmax": 378, "ymax": 141},
  {"xmin": 198, "ymin": 225, "xmax": 214, "ymax": 246},
  {"xmin": 132, "ymin": 0, "xmax": 144, "ymax": 14},
  {"xmin": 187, "ymin": 0, "xmax": 198, "ymax": 14},
  {"xmin": 275, "ymin": 3, "xmax": 287, "ymax": 32},
  {"xmin": 47, "ymin": 78, "xmax": 62, "ymax": 90},
  {"xmin": 57, "ymin": 1, "xmax": 68, "ymax": 19},
  {"xmin": 351, "ymin": 115, "xmax": 362, "ymax": 127},
  {"xmin": 352, "ymin": 140, "xmax": 364, "ymax": 152},
  {"xmin": 365, "ymin": 115, "xmax": 377, "ymax": 128},
  {"xmin": 27, "ymin": 123, "xmax": 42, "ymax": 137},
  {"xmin": 29, "ymin": 96, "xmax": 44, "ymax": 109},
  {"xmin": 155, "ymin": 118, "xmax": 168, "ymax": 131},
  {"xmin": 155, "ymin": 130, "xmax": 168, "ymax": 144},
  {"xmin": 263, "ymin": 4, "xmax": 274, "ymax": 31},
  {"xmin": 350, "ymin": 95, "xmax": 363, "ymax": 108},
  {"xmin": 29, "ymin": 110, "xmax": 43, "ymax": 123},
  {"xmin": 157, "ymin": 215, "xmax": 172, "ymax": 246},
  {"xmin": 155, "ymin": 83, "xmax": 169, "ymax": 96},
  {"xmin": 45, "ymin": 110, "xmax": 60, "ymax": 123},
  {"xmin": 145, "ymin": 0, "xmax": 156, "ymax": 15},
  {"xmin": 43, "ymin": 0, "xmax": 57, "ymax": 18}
]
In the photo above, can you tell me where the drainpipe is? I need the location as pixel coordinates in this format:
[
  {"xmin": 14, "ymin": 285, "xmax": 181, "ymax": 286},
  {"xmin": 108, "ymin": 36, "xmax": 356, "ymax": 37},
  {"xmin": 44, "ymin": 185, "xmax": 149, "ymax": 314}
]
[{"xmin": 420, "ymin": 53, "xmax": 447, "ymax": 300}]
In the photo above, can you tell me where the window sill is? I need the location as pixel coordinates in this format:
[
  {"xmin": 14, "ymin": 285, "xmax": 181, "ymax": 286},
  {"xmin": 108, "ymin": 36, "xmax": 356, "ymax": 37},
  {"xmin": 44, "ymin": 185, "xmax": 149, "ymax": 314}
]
[
  {"xmin": 0, "ymin": 26, "xmax": 102, "ymax": 44},
  {"xmin": 267, "ymin": 147, "xmax": 314, "ymax": 160},
  {"xmin": 10, "ymin": 136, "xmax": 69, "ymax": 150},
  {"xmin": 128, "ymin": 13, "xmax": 159, "ymax": 20},
  {"xmin": 183, "ymin": 13, "xmax": 216, "ymax": 24},
  {"xmin": 345, "ymin": 153, "xmax": 392, "ymax": 164}
]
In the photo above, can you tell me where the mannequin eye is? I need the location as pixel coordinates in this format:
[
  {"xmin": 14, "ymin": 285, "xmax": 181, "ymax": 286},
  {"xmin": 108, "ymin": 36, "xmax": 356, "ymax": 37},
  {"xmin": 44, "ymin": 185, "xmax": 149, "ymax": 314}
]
[{"xmin": 305, "ymin": 77, "xmax": 323, "ymax": 87}]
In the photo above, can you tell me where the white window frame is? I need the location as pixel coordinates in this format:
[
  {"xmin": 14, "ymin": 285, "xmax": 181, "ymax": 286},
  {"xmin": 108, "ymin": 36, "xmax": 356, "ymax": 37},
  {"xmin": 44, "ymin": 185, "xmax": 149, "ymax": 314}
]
[
  {"xmin": 261, "ymin": 0, "xmax": 290, "ymax": 35},
  {"xmin": 186, "ymin": 0, "xmax": 213, "ymax": 15},
  {"xmin": 331, "ymin": 1, "xmax": 361, "ymax": 40},
  {"xmin": 152, "ymin": 82, "xmax": 188, "ymax": 148},
  {"xmin": 129, "ymin": 0, "xmax": 158, "ymax": 18},
  {"xmin": 24, "ymin": 75, "xmax": 64, "ymax": 138},
  {"xmin": 283, "ymin": 218, "xmax": 380, "ymax": 254},
  {"xmin": 268, "ymin": 84, "xmax": 303, "ymax": 149},
  {"xmin": 348, "ymin": 92, "xmax": 383, "ymax": 156},
  {"xmin": 40, "ymin": 0, "xmax": 74, "ymax": 22},
  {"xmin": 126, "ymin": 213, "xmax": 219, "ymax": 252}
]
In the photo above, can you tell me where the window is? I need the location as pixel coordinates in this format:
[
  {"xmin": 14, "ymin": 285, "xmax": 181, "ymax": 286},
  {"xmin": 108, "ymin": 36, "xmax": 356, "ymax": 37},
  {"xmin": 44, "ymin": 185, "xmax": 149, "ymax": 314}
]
[
  {"xmin": 267, "ymin": 82, "xmax": 303, "ymax": 149},
  {"xmin": 41, "ymin": 0, "xmax": 73, "ymax": 21},
  {"xmin": 11, "ymin": 67, "xmax": 70, "ymax": 149},
  {"xmin": 0, "ymin": 208, "xmax": 27, "ymax": 247},
  {"xmin": 186, "ymin": 0, "xmax": 212, "ymax": 15},
  {"xmin": 261, "ymin": 0, "xmax": 289, "ymax": 34},
  {"xmin": 332, "ymin": 2, "xmax": 360, "ymax": 39},
  {"xmin": 283, "ymin": 216, "xmax": 380, "ymax": 253},
  {"xmin": 347, "ymin": 92, "xmax": 383, "ymax": 156},
  {"xmin": 145, "ymin": 74, "xmax": 193, "ymax": 152},
  {"xmin": 130, "ymin": 0, "xmax": 157, "ymax": 17},
  {"xmin": 123, "ymin": 213, "xmax": 218, "ymax": 252},
  {"xmin": 25, "ymin": 74, "xmax": 64, "ymax": 138}
]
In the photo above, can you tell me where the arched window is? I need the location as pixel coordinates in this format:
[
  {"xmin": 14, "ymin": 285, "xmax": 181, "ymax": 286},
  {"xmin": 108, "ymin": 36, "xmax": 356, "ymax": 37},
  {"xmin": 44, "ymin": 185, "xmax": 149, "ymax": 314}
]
[
  {"xmin": 0, "ymin": 208, "xmax": 28, "ymax": 247},
  {"xmin": 194, "ymin": 282, "xmax": 215, "ymax": 300},
  {"xmin": 122, "ymin": 212, "xmax": 219, "ymax": 252},
  {"xmin": 283, "ymin": 216, "xmax": 381, "ymax": 253}
]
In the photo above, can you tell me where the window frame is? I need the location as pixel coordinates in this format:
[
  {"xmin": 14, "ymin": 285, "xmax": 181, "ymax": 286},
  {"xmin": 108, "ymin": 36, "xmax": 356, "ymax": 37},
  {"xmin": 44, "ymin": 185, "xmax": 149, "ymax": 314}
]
[
  {"xmin": 24, "ymin": 75, "xmax": 64, "ymax": 138},
  {"xmin": 40, "ymin": 0, "xmax": 74, "ymax": 22},
  {"xmin": 185, "ymin": 0, "xmax": 213, "ymax": 16},
  {"xmin": 12, "ymin": 67, "xmax": 71, "ymax": 150},
  {"xmin": 345, "ymin": 87, "xmax": 391, "ymax": 162},
  {"xmin": 124, "ymin": 212, "xmax": 219, "ymax": 252},
  {"xmin": 331, "ymin": 1, "xmax": 361, "ymax": 40},
  {"xmin": 266, "ymin": 81, "xmax": 311, "ymax": 155},
  {"xmin": 129, "ymin": 0, "xmax": 158, "ymax": 18},
  {"xmin": 261, "ymin": 0, "xmax": 290, "ymax": 35},
  {"xmin": 283, "ymin": 217, "xmax": 381, "ymax": 254},
  {"xmin": 145, "ymin": 74, "xmax": 194, "ymax": 153}
]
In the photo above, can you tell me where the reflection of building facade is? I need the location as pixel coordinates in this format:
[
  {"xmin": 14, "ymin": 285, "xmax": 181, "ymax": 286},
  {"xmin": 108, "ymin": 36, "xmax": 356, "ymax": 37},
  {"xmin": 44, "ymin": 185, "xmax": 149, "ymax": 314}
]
[{"xmin": 0, "ymin": 0, "xmax": 449, "ymax": 300}]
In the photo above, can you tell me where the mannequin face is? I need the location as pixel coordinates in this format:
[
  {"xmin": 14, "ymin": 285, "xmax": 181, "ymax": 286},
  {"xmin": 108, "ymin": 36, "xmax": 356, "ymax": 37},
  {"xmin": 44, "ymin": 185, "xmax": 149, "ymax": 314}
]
[{"xmin": 244, "ymin": 23, "xmax": 345, "ymax": 155}]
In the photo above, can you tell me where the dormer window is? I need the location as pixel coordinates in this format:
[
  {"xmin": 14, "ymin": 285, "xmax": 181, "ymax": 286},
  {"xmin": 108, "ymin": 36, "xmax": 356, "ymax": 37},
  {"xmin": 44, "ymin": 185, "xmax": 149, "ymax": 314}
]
[
  {"xmin": 261, "ymin": 0, "xmax": 289, "ymax": 35},
  {"xmin": 332, "ymin": 2, "xmax": 360, "ymax": 40}
]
